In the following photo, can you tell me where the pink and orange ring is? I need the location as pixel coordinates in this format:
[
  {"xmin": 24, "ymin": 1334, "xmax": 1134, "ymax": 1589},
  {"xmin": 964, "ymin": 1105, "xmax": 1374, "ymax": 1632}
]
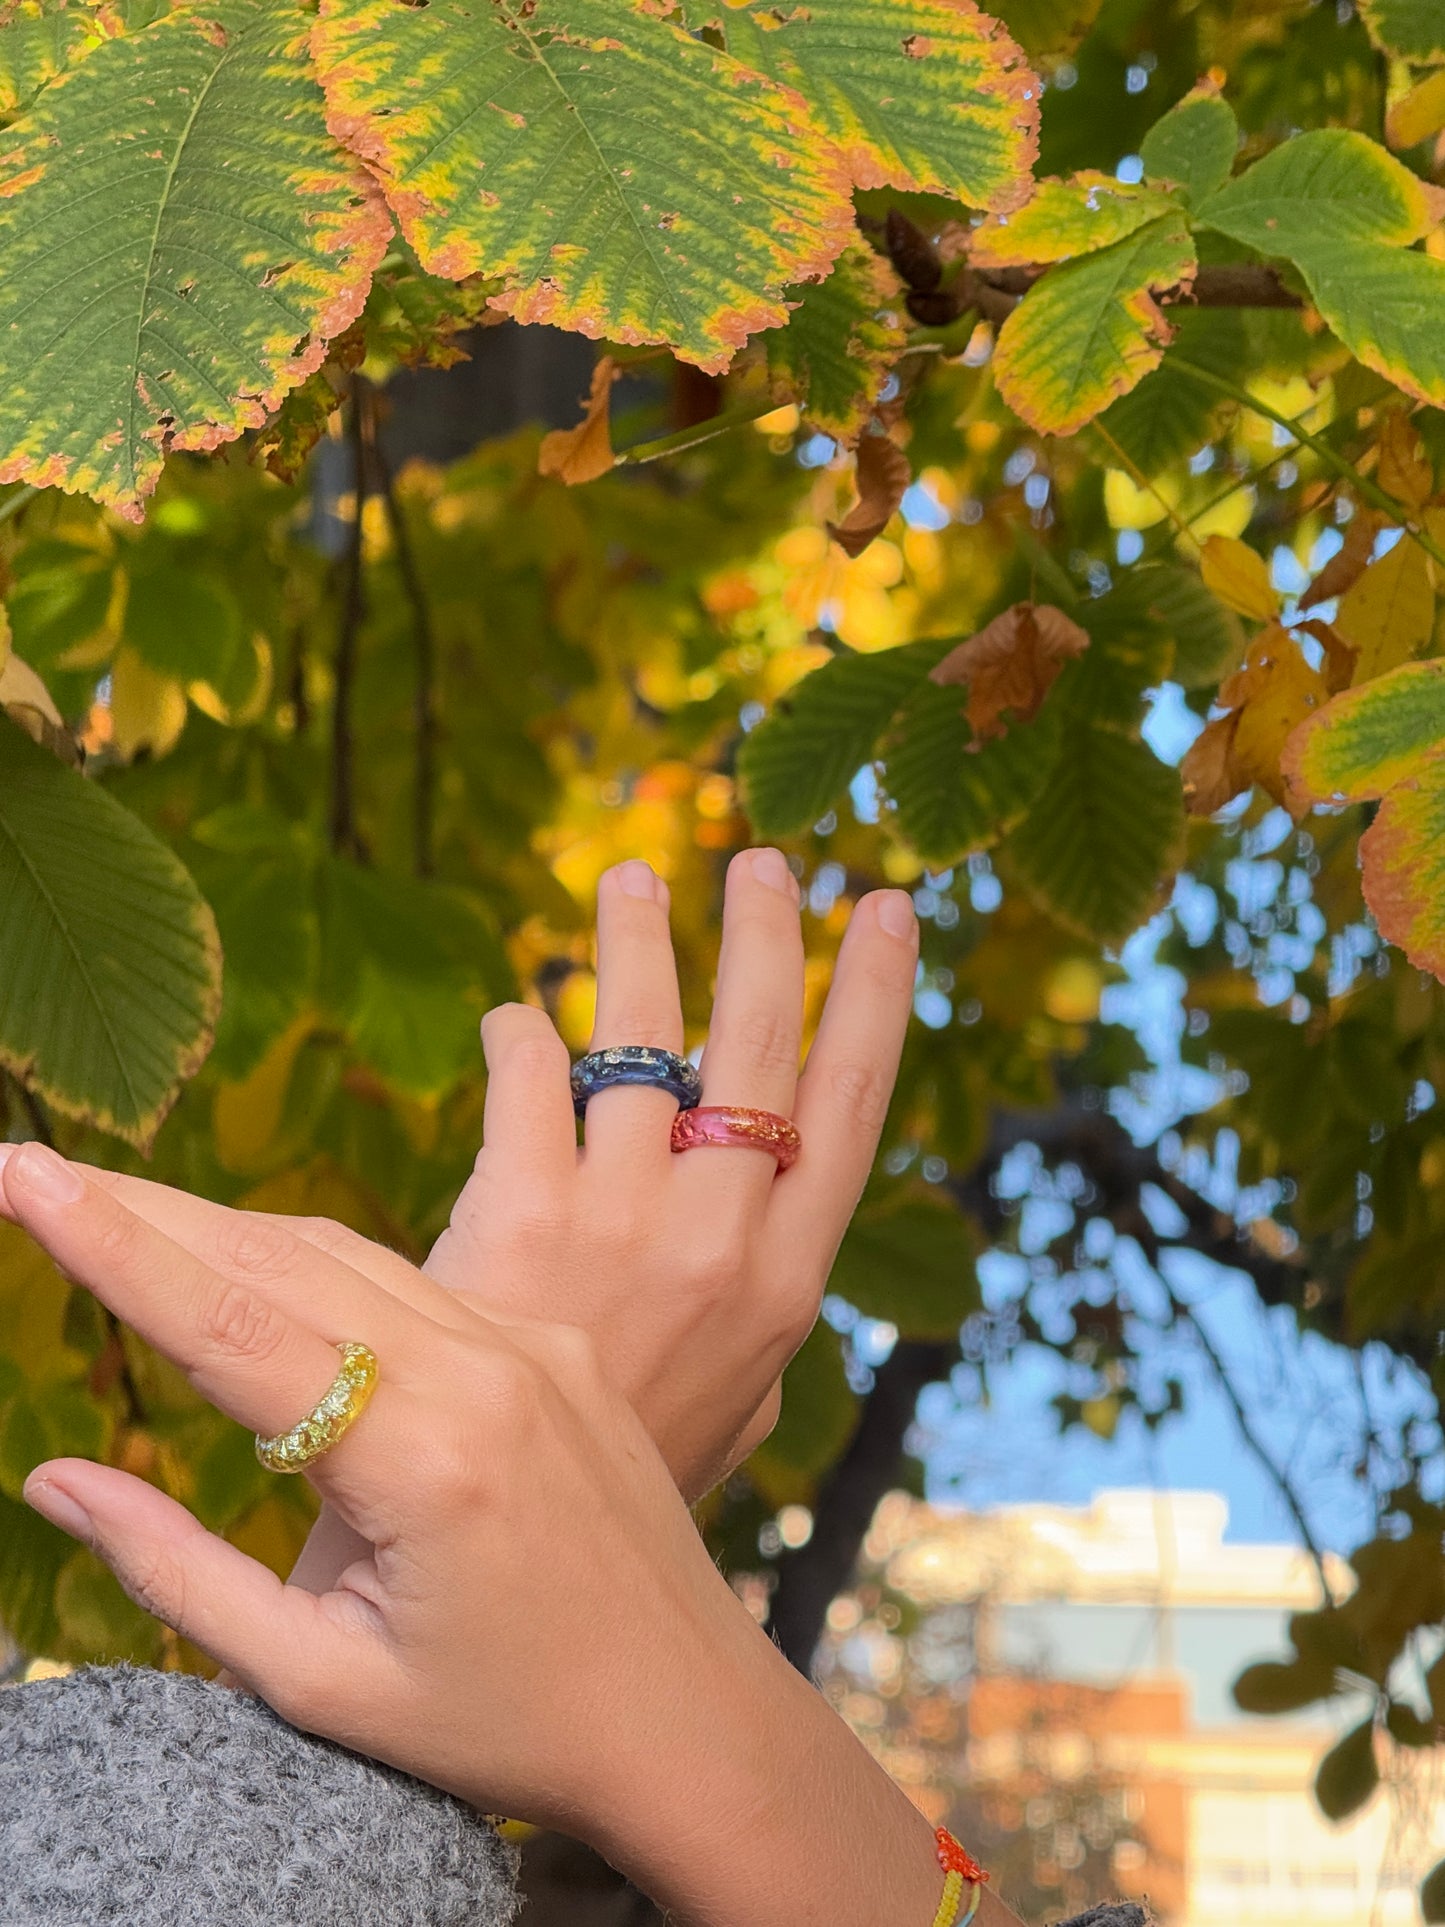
[{"xmin": 669, "ymin": 1105, "xmax": 801, "ymax": 1171}]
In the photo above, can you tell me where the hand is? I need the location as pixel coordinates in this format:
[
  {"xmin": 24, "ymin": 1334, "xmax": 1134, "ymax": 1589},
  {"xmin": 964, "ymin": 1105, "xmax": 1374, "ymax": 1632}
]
[
  {"xmin": 45, "ymin": 849, "xmax": 919, "ymax": 1503},
  {"xmin": 7, "ymin": 1143, "xmax": 953, "ymax": 1927}
]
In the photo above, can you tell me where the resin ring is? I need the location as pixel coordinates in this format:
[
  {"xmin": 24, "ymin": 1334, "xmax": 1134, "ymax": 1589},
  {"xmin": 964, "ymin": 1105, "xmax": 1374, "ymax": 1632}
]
[
  {"xmin": 570, "ymin": 1044, "xmax": 703, "ymax": 1118},
  {"xmin": 670, "ymin": 1105, "xmax": 801, "ymax": 1171},
  {"xmin": 255, "ymin": 1341, "xmax": 379, "ymax": 1474}
]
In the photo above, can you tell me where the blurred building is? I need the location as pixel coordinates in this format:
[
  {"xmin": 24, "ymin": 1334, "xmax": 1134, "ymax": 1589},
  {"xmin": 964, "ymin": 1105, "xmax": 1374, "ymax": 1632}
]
[{"xmin": 813, "ymin": 1489, "xmax": 1442, "ymax": 1926}]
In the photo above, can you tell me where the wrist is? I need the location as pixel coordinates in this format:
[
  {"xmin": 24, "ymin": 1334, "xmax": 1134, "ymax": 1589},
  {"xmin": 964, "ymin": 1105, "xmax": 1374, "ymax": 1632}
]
[{"xmin": 581, "ymin": 1599, "xmax": 944, "ymax": 1927}]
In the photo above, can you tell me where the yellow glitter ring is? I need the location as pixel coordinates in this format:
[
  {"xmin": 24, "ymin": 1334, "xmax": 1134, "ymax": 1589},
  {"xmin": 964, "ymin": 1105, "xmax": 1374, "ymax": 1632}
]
[{"xmin": 255, "ymin": 1342, "xmax": 379, "ymax": 1474}]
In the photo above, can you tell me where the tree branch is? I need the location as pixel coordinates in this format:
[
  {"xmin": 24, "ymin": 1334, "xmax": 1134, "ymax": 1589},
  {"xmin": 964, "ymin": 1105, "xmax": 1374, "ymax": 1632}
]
[{"xmin": 769, "ymin": 1339, "xmax": 956, "ymax": 1672}]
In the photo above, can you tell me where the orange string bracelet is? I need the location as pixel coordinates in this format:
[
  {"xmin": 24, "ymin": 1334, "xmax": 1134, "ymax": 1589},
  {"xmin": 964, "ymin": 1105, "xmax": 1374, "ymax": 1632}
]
[{"xmin": 930, "ymin": 1830, "xmax": 989, "ymax": 1927}]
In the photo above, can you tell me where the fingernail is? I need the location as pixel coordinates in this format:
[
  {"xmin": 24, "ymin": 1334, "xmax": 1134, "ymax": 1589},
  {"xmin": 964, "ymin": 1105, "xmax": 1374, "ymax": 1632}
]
[
  {"xmin": 24, "ymin": 1477, "xmax": 93, "ymax": 1545},
  {"xmin": 750, "ymin": 847, "xmax": 797, "ymax": 898},
  {"xmin": 876, "ymin": 891, "xmax": 918, "ymax": 941},
  {"xmin": 0, "ymin": 1143, "xmax": 15, "ymax": 1177},
  {"xmin": 614, "ymin": 860, "xmax": 659, "ymax": 901},
  {"xmin": 11, "ymin": 1142, "xmax": 85, "ymax": 1204}
]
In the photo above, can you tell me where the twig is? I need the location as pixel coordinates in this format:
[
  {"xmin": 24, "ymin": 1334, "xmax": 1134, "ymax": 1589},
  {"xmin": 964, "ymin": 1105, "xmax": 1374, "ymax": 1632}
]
[
  {"xmin": 1091, "ymin": 418, "xmax": 1197, "ymax": 546},
  {"xmin": 1167, "ymin": 356, "xmax": 1445, "ymax": 569},
  {"xmin": 329, "ymin": 380, "xmax": 370, "ymax": 862},
  {"xmin": 1164, "ymin": 1282, "xmax": 1338, "ymax": 1609},
  {"xmin": 614, "ymin": 397, "xmax": 783, "ymax": 467},
  {"xmin": 371, "ymin": 432, "xmax": 438, "ymax": 878},
  {"xmin": 0, "ymin": 484, "xmax": 39, "ymax": 528}
]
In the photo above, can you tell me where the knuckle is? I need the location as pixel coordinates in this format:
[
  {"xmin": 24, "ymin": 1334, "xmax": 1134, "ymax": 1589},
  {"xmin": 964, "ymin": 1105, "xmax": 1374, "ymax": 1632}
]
[
  {"xmin": 213, "ymin": 1213, "xmax": 297, "ymax": 1282},
  {"xmin": 199, "ymin": 1281, "xmax": 290, "ymax": 1368},
  {"xmin": 721, "ymin": 1005, "xmax": 800, "ymax": 1080},
  {"xmin": 683, "ymin": 1225, "xmax": 749, "ymax": 1290},
  {"xmin": 123, "ymin": 1543, "xmax": 187, "ymax": 1626},
  {"xmin": 90, "ymin": 1207, "xmax": 143, "ymax": 1268},
  {"xmin": 541, "ymin": 1320, "xmax": 602, "ymax": 1389},
  {"xmin": 825, "ymin": 1057, "xmax": 891, "ymax": 1132},
  {"xmin": 484, "ymin": 1004, "xmax": 564, "ymax": 1063}
]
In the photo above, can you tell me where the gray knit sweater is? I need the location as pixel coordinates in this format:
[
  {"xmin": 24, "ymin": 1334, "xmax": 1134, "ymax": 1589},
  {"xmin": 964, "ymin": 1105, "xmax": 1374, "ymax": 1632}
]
[
  {"xmin": 0, "ymin": 1663, "xmax": 1153, "ymax": 1927},
  {"xmin": 0, "ymin": 1664, "xmax": 518, "ymax": 1926}
]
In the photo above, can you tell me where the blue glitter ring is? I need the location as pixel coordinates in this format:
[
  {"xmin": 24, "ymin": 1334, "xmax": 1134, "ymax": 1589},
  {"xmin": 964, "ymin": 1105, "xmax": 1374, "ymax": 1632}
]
[{"xmin": 570, "ymin": 1045, "xmax": 703, "ymax": 1118}]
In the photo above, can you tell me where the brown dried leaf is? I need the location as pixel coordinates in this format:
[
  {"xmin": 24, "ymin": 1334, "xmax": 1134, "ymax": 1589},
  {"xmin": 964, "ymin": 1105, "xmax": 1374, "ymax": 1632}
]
[
  {"xmin": 538, "ymin": 357, "xmax": 619, "ymax": 487},
  {"xmin": 929, "ymin": 601, "xmax": 1090, "ymax": 742},
  {"xmin": 1300, "ymin": 509, "xmax": 1385, "ymax": 608},
  {"xmin": 827, "ymin": 433, "xmax": 911, "ymax": 558}
]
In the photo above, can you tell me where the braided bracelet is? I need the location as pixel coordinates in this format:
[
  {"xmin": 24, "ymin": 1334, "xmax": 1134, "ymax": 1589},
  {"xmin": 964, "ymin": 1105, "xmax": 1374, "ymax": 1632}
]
[{"xmin": 932, "ymin": 1829, "xmax": 988, "ymax": 1927}]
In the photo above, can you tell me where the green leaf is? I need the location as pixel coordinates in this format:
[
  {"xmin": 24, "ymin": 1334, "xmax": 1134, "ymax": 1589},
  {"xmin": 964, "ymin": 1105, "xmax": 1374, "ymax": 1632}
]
[
  {"xmin": 884, "ymin": 681, "xmax": 1057, "ymax": 865},
  {"xmin": 1361, "ymin": 0, "xmax": 1445, "ymax": 63},
  {"xmin": 737, "ymin": 638, "xmax": 947, "ymax": 838},
  {"xmin": 1232, "ymin": 1655, "xmax": 1337, "ymax": 1715},
  {"xmin": 0, "ymin": 716, "xmax": 220, "ymax": 1147},
  {"xmin": 0, "ymin": 1486, "xmax": 72, "ymax": 1654},
  {"xmin": 747, "ymin": 1321, "xmax": 855, "ymax": 1504},
  {"xmin": 1140, "ymin": 84, "xmax": 1239, "ymax": 207},
  {"xmin": 1094, "ymin": 310, "xmax": 1244, "ymax": 480},
  {"xmin": 1424, "ymin": 1859, "xmax": 1445, "ymax": 1926},
  {"xmin": 5, "ymin": 538, "xmax": 115, "ymax": 673},
  {"xmin": 1292, "ymin": 238, "xmax": 1445, "ymax": 409},
  {"xmin": 188, "ymin": 812, "xmax": 318, "ymax": 1081},
  {"xmin": 0, "ymin": 0, "xmax": 391, "ymax": 519},
  {"xmin": 318, "ymin": 859, "xmax": 497, "ymax": 1099},
  {"xmin": 828, "ymin": 1190, "xmax": 980, "ymax": 1339},
  {"xmin": 1060, "ymin": 610, "xmax": 1173, "ymax": 730},
  {"xmin": 0, "ymin": 1, "xmax": 100, "ymax": 120},
  {"xmin": 313, "ymin": 0, "xmax": 853, "ymax": 375},
  {"xmin": 54, "ymin": 1547, "xmax": 162, "ymax": 1663},
  {"xmin": 1099, "ymin": 563, "xmax": 1243, "ymax": 689},
  {"xmin": 123, "ymin": 560, "xmax": 245, "ymax": 697},
  {"xmin": 1007, "ymin": 723, "xmax": 1184, "ymax": 943},
  {"xmin": 1284, "ymin": 659, "xmax": 1445, "ymax": 804},
  {"xmin": 986, "ymin": 0, "xmax": 1102, "ymax": 59},
  {"xmin": 1195, "ymin": 127, "xmax": 1439, "ymax": 253},
  {"xmin": 1314, "ymin": 1717, "xmax": 1379, "ymax": 1822},
  {"xmin": 993, "ymin": 215, "xmax": 1197, "ymax": 437},
  {"xmin": 717, "ymin": 0, "xmax": 1039, "ymax": 208},
  {"xmin": 969, "ymin": 175, "xmax": 1177, "ymax": 268},
  {"xmin": 764, "ymin": 241, "xmax": 908, "ymax": 442}
]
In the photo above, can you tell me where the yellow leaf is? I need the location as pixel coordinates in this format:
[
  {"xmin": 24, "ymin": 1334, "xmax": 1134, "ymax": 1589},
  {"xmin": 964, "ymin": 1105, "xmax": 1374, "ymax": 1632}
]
[
  {"xmin": 1182, "ymin": 623, "xmax": 1330, "ymax": 815},
  {"xmin": 969, "ymin": 173, "xmax": 1176, "ymax": 268},
  {"xmin": 1199, "ymin": 535, "xmax": 1280, "ymax": 621},
  {"xmin": 1376, "ymin": 409, "xmax": 1433, "ymax": 508},
  {"xmin": 212, "ymin": 1014, "xmax": 313, "ymax": 1175},
  {"xmin": 537, "ymin": 357, "xmax": 618, "ymax": 486},
  {"xmin": 1081, "ymin": 1394, "xmax": 1121, "ymax": 1439},
  {"xmin": 1104, "ymin": 467, "xmax": 1171, "ymax": 531},
  {"xmin": 108, "ymin": 647, "xmax": 187, "ymax": 760},
  {"xmin": 1386, "ymin": 67, "xmax": 1445, "ymax": 150},
  {"xmin": 1338, "ymin": 529, "xmax": 1437, "ymax": 682}
]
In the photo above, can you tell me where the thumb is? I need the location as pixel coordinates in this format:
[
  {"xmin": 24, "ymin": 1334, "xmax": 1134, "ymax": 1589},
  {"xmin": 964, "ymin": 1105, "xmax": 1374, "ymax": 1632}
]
[{"xmin": 23, "ymin": 1459, "xmax": 353, "ymax": 1718}]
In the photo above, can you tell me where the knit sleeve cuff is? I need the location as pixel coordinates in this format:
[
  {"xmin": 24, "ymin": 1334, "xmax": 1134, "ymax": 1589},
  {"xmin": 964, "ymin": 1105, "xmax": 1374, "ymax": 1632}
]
[{"xmin": 0, "ymin": 1662, "xmax": 518, "ymax": 1927}]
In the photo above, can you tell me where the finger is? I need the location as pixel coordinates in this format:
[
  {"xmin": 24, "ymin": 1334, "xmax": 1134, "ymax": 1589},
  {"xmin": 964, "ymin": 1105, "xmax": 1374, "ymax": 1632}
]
[
  {"xmin": 583, "ymin": 860, "xmax": 685, "ymax": 1167},
  {"xmin": 768, "ymin": 889, "xmax": 918, "ymax": 1255},
  {"xmin": 0, "ymin": 1144, "xmax": 411, "ymax": 1521},
  {"xmin": 28, "ymin": 1162, "xmax": 464, "ymax": 1328},
  {"xmin": 23, "ymin": 1460, "xmax": 377, "ymax": 1717},
  {"xmin": 694, "ymin": 846, "xmax": 804, "ymax": 1128},
  {"xmin": 477, "ymin": 1002, "xmax": 578, "ymax": 1181}
]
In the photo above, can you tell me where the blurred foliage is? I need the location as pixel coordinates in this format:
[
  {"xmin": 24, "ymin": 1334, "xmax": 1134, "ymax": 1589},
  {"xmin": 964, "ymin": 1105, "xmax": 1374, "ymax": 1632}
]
[{"xmin": 1, "ymin": 0, "xmax": 1444, "ymax": 1905}]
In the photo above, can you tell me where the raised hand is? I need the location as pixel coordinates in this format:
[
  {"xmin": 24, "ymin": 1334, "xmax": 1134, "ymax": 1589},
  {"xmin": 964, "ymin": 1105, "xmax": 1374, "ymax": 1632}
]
[
  {"xmin": 5, "ymin": 1144, "xmax": 947, "ymax": 1927},
  {"xmin": 26, "ymin": 849, "xmax": 918, "ymax": 1504}
]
